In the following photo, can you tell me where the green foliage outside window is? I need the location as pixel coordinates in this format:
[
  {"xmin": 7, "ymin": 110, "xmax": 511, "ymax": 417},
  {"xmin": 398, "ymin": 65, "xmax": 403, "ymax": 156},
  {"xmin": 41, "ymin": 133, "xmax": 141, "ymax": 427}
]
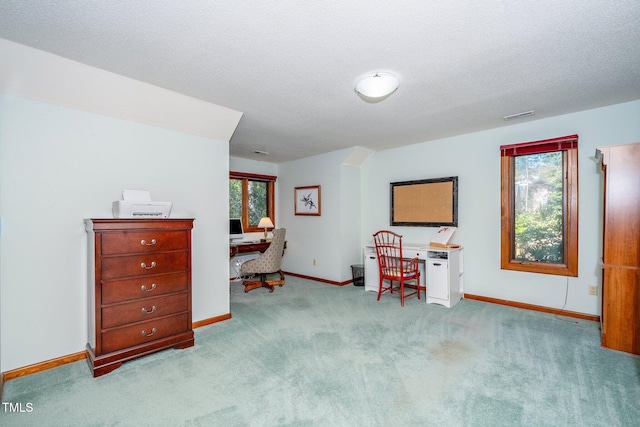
[
  {"xmin": 229, "ymin": 179, "xmax": 242, "ymax": 219},
  {"xmin": 513, "ymin": 152, "xmax": 564, "ymax": 263},
  {"xmin": 229, "ymin": 177, "xmax": 271, "ymax": 229},
  {"xmin": 247, "ymin": 181, "xmax": 267, "ymax": 227}
]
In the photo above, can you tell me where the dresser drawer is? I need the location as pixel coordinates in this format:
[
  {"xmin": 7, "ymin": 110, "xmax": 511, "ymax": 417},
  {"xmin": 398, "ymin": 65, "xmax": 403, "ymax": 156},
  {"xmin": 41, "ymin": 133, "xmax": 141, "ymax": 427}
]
[
  {"xmin": 101, "ymin": 272, "xmax": 188, "ymax": 304},
  {"xmin": 101, "ymin": 313, "xmax": 189, "ymax": 354},
  {"xmin": 101, "ymin": 230, "xmax": 188, "ymax": 255},
  {"xmin": 102, "ymin": 293, "xmax": 189, "ymax": 329},
  {"xmin": 101, "ymin": 252, "xmax": 188, "ymax": 280}
]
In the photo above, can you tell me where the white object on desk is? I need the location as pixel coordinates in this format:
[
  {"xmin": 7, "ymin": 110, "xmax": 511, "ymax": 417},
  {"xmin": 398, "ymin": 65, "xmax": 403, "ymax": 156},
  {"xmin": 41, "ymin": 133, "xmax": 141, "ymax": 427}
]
[
  {"xmin": 430, "ymin": 226, "xmax": 456, "ymax": 247},
  {"xmin": 112, "ymin": 189, "xmax": 172, "ymax": 218}
]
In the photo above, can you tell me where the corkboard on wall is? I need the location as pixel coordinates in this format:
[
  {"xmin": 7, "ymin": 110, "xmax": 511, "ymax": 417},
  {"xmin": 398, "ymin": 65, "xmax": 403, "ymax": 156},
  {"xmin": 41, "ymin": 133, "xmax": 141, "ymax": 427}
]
[{"xmin": 390, "ymin": 177, "xmax": 458, "ymax": 226}]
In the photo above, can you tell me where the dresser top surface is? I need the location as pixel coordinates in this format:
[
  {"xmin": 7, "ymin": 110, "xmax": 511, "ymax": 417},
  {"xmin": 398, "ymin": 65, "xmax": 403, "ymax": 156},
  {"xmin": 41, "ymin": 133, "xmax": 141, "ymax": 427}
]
[{"xmin": 85, "ymin": 218, "xmax": 194, "ymax": 231}]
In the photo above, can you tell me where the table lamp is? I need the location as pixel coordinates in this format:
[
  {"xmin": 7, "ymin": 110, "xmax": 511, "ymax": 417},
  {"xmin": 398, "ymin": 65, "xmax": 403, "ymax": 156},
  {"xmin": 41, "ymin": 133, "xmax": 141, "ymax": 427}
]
[{"xmin": 258, "ymin": 217, "xmax": 274, "ymax": 242}]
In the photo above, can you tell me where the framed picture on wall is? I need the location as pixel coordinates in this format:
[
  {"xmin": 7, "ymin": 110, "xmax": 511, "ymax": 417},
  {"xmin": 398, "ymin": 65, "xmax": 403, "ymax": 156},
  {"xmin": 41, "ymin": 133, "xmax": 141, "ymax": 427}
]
[{"xmin": 295, "ymin": 185, "xmax": 321, "ymax": 216}]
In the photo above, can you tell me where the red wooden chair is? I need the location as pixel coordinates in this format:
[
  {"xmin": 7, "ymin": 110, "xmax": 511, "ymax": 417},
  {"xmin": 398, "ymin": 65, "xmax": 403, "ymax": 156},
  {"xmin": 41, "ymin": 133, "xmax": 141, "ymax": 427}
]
[{"xmin": 373, "ymin": 230, "xmax": 421, "ymax": 306}]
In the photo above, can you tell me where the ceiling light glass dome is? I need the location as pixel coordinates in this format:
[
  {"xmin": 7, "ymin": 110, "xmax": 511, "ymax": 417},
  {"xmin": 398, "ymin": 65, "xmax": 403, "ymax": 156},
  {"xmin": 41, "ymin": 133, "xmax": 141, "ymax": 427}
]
[{"xmin": 354, "ymin": 72, "xmax": 400, "ymax": 101}]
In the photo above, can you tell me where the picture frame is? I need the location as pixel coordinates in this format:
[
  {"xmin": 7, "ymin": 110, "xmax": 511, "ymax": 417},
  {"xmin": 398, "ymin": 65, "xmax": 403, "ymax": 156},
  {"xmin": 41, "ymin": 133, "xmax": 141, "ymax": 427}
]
[
  {"xmin": 390, "ymin": 176, "xmax": 458, "ymax": 227},
  {"xmin": 295, "ymin": 185, "xmax": 321, "ymax": 216}
]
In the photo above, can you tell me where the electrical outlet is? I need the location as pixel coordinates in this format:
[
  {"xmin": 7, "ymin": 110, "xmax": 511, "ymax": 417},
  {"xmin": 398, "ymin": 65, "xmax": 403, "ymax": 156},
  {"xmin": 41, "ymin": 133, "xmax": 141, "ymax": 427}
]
[
  {"xmin": 313, "ymin": 259, "xmax": 317, "ymax": 266},
  {"xmin": 588, "ymin": 285, "xmax": 598, "ymax": 296}
]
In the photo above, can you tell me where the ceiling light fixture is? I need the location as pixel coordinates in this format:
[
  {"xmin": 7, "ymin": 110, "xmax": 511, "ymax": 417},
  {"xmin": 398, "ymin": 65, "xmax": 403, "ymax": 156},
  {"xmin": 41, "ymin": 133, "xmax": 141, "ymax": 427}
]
[
  {"xmin": 354, "ymin": 72, "xmax": 400, "ymax": 102},
  {"xmin": 253, "ymin": 150, "xmax": 269, "ymax": 155},
  {"xmin": 503, "ymin": 110, "xmax": 535, "ymax": 121}
]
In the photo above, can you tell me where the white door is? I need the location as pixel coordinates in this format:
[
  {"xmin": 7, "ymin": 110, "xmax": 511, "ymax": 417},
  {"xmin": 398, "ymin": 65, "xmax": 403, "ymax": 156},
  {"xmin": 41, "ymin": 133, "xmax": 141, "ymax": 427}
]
[
  {"xmin": 427, "ymin": 259, "xmax": 449, "ymax": 300},
  {"xmin": 364, "ymin": 249, "xmax": 380, "ymax": 292}
]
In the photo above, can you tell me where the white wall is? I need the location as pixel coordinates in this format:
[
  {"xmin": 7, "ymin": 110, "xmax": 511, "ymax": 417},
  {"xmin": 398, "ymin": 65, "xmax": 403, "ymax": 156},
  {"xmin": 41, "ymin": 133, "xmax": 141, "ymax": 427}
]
[
  {"xmin": 0, "ymin": 38, "xmax": 241, "ymax": 141},
  {"xmin": 0, "ymin": 94, "xmax": 232, "ymax": 372},
  {"xmin": 278, "ymin": 148, "xmax": 363, "ymax": 282},
  {"xmin": 0, "ymin": 40, "xmax": 241, "ymax": 373},
  {"xmin": 361, "ymin": 100, "xmax": 640, "ymax": 315},
  {"xmin": 229, "ymin": 157, "xmax": 278, "ymax": 177},
  {"xmin": 339, "ymin": 164, "xmax": 363, "ymax": 278}
]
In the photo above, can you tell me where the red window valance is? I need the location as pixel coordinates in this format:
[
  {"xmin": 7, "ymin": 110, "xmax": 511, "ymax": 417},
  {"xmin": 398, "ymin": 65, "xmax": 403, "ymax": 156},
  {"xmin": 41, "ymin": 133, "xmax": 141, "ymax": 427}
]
[
  {"xmin": 500, "ymin": 134, "xmax": 578, "ymax": 157},
  {"xmin": 229, "ymin": 171, "xmax": 277, "ymax": 182}
]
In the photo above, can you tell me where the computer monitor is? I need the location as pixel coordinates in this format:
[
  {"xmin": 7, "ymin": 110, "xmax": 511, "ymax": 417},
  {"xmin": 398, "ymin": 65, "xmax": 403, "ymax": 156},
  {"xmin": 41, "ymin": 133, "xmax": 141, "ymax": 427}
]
[{"xmin": 229, "ymin": 218, "xmax": 244, "ymax": 241}]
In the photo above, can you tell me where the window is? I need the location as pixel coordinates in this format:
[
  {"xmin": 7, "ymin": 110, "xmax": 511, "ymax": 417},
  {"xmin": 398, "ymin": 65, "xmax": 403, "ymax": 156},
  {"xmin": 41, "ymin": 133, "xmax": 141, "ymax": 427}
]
[
  {"xmin": 500, "ymin": 135, "xmax": 578, "ymax": 276},
  {"xmin": 229, "ymin": 171, "xmax": 276, "ymax": 232}
]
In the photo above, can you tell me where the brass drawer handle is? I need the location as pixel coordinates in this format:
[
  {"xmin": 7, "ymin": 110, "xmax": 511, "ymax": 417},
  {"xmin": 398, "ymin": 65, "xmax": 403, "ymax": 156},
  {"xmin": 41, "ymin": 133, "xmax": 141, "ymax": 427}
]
[
  {"xmin": 141, "ymin": 239, "xmax": 157, "ymax": 246},
  {"xmin": 141, "ymin": 283, "xmax": 156, "ymax": 292},
  {"xmin": 142, "ymin": 305, "xmax": 157, "ymax": 314},
  {"xmin": 141, "ymin": 328, "xmax": 156, "ymax": 337},
  {"xmin": 141, "ymin": 261, "xmax": 156, "ymax": 270}
]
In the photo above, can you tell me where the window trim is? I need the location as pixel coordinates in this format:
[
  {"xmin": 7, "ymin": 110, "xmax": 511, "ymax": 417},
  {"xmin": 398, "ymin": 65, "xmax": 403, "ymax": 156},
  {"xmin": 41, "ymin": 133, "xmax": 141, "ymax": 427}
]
[
  {"xmin": 500, "ymin": 135, "xmax": 579, "ymax": 277},
  {"xmin": 229, "ymin": 171, "xmax": 276, "ymax": 233}
]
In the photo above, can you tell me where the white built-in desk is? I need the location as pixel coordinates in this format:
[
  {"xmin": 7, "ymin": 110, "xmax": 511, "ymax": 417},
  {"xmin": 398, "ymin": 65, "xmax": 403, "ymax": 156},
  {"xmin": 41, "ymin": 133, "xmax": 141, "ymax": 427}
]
[{"xmin": 363, "ymin": 244, "xmax": 464, "ymax": 308}]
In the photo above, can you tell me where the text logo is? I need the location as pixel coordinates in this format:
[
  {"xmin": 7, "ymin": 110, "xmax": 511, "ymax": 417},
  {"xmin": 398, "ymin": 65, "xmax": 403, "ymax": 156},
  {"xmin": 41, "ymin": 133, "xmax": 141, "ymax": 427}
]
[{"xmin": 2, "ymin": 402, "xmax": 34, "ymax": 413}]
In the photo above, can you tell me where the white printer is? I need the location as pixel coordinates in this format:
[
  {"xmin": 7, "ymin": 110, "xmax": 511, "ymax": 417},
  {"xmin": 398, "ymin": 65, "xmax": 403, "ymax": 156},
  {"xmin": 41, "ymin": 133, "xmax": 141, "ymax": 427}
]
[{"xmin": 112, "ymin": 189, "xmax": 172, "ymax": 218}]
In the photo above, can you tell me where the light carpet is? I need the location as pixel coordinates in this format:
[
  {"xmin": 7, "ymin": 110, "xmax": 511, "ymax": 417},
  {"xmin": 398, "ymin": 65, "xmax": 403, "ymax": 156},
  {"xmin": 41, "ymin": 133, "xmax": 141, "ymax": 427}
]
[{"xmin": 1, "ymin": 276, "xmax": 639, "ymax": 426}]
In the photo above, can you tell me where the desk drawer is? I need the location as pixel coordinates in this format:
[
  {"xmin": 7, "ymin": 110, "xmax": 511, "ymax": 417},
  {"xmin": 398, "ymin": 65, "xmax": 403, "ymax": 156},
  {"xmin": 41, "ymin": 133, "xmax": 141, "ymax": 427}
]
[
  {"xmin": 101, "ymin": 252, "xmax": 188, "ymax": 280},
  {"xmin": 102, "ymin": 293, "xmax": 188, "ymax": 329},
  {"xmin": 408, "ymin": 251, "xmax": 427, "ymax": 260},
  {"xmin": 101, "ymin": 313, "xmax": 189, "ymax": 354},
  {"xmin": 101, "ymin": 272, "xmax": 188, "ymax": 304},
  {"xmin": 101, "ymin": 231, "xmax": 188, "ymax": 255}
]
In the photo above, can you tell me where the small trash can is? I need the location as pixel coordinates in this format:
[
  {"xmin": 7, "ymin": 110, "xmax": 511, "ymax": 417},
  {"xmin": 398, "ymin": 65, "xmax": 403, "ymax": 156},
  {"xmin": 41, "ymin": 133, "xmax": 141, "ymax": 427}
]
[{"xmin": 351, "ymin": 264, "xmax": 365, "ymax": 286}]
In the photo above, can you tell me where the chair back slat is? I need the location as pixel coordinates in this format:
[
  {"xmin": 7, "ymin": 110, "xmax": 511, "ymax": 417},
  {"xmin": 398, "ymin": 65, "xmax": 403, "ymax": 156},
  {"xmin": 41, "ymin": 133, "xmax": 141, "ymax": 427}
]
[{"xmin": 373, "ymin": 230, "xmax": 407, "ymax": 277}]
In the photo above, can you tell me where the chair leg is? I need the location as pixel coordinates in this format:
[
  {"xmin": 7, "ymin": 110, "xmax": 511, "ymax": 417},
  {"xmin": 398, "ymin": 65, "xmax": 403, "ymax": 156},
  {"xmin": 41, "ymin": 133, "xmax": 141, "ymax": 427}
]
[
  {"xmin": 278, "ymin": 270, "xmax": 285, "ymax": 286},
  {"xmin": 243, "ymin": 272, "xmax": 285, "ymax": 293},
  {"xmin": 264, "ymin": 284, "xmax": 275, "ymax": 293},
  {"xmin": 243, "ymin": 273, "xmax": 266, "ymax": 292},
  {"xmin": 377, "ymin": 275, "xmax": 421, "ymax": 306}
]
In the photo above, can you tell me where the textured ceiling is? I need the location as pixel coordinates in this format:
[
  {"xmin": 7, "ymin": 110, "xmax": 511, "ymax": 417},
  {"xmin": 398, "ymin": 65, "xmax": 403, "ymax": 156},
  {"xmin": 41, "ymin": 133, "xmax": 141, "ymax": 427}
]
[{"xmin": 1, "ymin": 1, "xmax": 639, "ymax": 163}]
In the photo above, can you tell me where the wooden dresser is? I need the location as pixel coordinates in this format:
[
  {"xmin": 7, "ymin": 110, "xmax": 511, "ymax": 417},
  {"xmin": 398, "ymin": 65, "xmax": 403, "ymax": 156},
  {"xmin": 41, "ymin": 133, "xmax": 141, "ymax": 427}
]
[
  {"xmin": 596, "ymin": 143, "xmax": 640, "ymax": 355},
  {"xmin": 85, "ymin": 218, "xmax": 195, "ymax": 377}
]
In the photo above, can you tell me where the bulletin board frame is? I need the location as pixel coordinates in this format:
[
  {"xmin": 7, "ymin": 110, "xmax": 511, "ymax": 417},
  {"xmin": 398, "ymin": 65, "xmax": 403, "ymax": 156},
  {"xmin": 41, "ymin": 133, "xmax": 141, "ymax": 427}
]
[{"xmin": 390, "ymin": 176, "xmax": 458, "ymax": 227}]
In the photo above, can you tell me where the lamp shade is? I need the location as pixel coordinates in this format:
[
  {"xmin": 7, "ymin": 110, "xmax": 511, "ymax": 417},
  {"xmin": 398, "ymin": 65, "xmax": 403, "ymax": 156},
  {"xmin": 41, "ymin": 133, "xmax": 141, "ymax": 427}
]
[
  {"xmin": 354, "ymin": 72, "xmax": 399, "ymax": 100},
  {"xmin": 258, "ymin": 217, "xmax": 274, "ymax": 229}
]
